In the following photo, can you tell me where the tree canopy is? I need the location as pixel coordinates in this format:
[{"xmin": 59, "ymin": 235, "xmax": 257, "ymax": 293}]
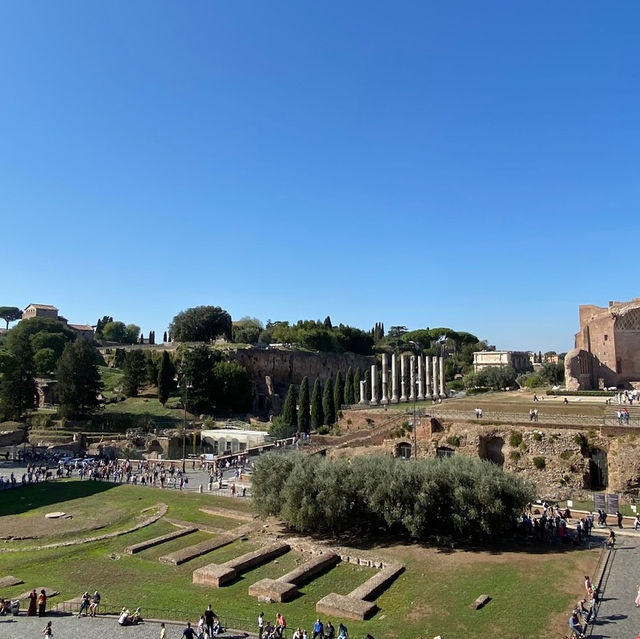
[
  {"xmin": 170, "ymin": 306, "xmax": 232, "ymax": 343},
  {"xmin": 0, "ymin": 306, "xmax": 22, "ymax": 329},
  {"xmin": 252, "ymin": 453, "xmax": 534, "ymax": 542},
  {"xmin": 57, "ymin": 339, "xmax": 103, "ymax": 418}
]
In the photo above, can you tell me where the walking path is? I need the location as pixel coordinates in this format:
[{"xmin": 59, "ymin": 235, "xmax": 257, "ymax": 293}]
[
  {"xmin": 0, "ymin": 614, "xmax": 251, "ymax": 639},
  {"xmin": 588, "ymin": 537, "xmax": 640, "ymax": 638}
]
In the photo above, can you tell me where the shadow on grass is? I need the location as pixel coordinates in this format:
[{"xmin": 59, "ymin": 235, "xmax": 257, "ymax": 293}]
[{"xmin": 0, "ymin": 480, "xmax": 119, "ymax": 516}]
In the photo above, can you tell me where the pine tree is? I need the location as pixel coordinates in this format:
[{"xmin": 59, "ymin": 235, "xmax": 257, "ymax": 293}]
[
  {"xmin": 282, "ymin": 384, "xmax": 298, "ymax": 426},
  {"xmin": 344, "ymin": 367, "xmax": 354, "ymax": 405},
  {"xmin": 324, "ymin": 315, "xmax": 332, "ymax": 329},
  {"xmin": 122, "ymin": 350, "xmax": 147, "ymax": 397},
  {"xmin": 298, "ymin": 376, "xmax": 310, "ymax": 433},
  {"xmin": 157, "ymin": 350, "xmax": 176, "ymax": 406},
  {"xmin": 333, "ymin": 370, "xmax": 344, "ymax": 413},
  {"xmin": 57, "ymin": 340, "xmax": 102, "ymax": 418},
  {"xmin": 311, "ymin": 378, "xmax": 323, "ymax": 429},
  {"xmin": 163, "ymin": 331, "xmax": 168, "ymax": 343},
  {"xmin": 323, "ymin": 377, "xmax": 335, "ymax": 426}
]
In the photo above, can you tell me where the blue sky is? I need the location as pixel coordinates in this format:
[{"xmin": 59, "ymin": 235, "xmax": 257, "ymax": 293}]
[{"xmin": 2, "ymin": 2, "xmax": 639, "ymax": 352}]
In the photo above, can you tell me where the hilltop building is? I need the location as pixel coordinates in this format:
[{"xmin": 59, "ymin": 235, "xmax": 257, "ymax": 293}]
[
  {"xmin": 22, "ymin": 303, "xmax": 94, "ymax": 340},
  {"xmin": 473, "ymin": 350, "xmax": 532, "ymax": 374}
]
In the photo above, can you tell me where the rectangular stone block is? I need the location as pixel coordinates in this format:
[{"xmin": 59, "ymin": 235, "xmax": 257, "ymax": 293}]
[
  {"xmin": 159, "ymin": 535, "xmax": 234, "ymax": 565},
  {"xmin": 126, "ymin": 526, "xmax": 198, "ymax": 554},
  {"xmin": 349, "ymin": 562, "xmax": 404, "ymax": 600},
  {"xmin": 248, "ymin": 578, "xmax": 298, "ymax": 603},
  {"xmin": 193, "ymin": 564, "xmax": 237, "ymax": 587},
  {"xmin": 279, "ymin": 552, "xmax": 340, "ymax": 586},
  {"xmin": 316, "ymin": 593, "xmax": 376, "ymax": 621},
  {"xmin": 471, "ymin": 594, "xmax": 491, "ymax": 610},
  {"xmin": 0, "ymin": 576, "xmax": 23, "ymax": 589},
  {"xmin": 225, "ymin": 542, "xmax": 290, "ymax": 572}
]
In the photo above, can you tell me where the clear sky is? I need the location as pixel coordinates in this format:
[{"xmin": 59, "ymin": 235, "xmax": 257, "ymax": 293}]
[{"xmin": 2, "ymin": 2, "xmax": 639, "ymax": 352}]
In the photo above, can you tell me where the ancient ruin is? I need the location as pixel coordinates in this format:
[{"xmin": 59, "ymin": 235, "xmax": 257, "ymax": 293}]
[{"xmin": 565, "ymin": 298, "xmax": 640, "ymax": 390}]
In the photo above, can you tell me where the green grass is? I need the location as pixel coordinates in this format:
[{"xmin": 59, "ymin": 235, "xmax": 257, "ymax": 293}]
[
  {"xmin": 0, "ymin": 481, "xmax": 599, "ymax": 638},
  {"xmin": 99, "ymin": 365, "xmax": 125, "ymax": 398}
]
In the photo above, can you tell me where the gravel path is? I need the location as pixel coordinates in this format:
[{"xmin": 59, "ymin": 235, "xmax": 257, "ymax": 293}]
[
  {"xmin": 0, "ymin": 614, "xmax": 251, "ymax": 639},
  {"xmin": 588, "ymin": 536, "xmax": 640, "ymax": 638}
]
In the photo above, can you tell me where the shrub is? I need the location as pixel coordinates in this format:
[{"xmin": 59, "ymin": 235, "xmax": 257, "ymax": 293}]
[
  {"xmin": 446, "ymin": 435, "xmax": 461, "ymax": 447},
  {"xmin": 509, "ymin": 431, "xmax": 523, "ymax": 447},
  {"xmin": 317, "ymin": 425, "xmax": 331, "ymax": 435},
  {"xmin": 573, "ymin": 434, "xmax": 585, "ymax": 446},
  {"xmin": 252, "ymin": 453, "xmax": 535, "ymax": 543},
  {"xmin": 532, "ymin": 432, "xmax": 542, "ymax": 442},
  {"xmin": 560, "ymin": 450, "xmax": 572, "ymax": 460},
  {"xmin": 509, "ymin": 450, "xmax": 521, "ymax": 462},
  {"xmin": 533, "ymin": 456, "xmax": 546, "ymax": 470},
  {"xmin": 546, "ymin": 390, "xmax": 614, "ymax": 397}
]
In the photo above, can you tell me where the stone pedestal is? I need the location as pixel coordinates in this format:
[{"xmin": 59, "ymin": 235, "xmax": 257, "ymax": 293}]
[
  {"xmin": 391, "ymin": 354, "xmax": 399, "ymax": 403},
  {"xmin": 424, "ymin": 356, "xmax": 432, "ymax": 400},
  {"xmin": 409, "ymin": 356, "xmax": 416, "ymax": 402},
  {"xmin": 358, "ymin": 380, "xmax": 366, "ymax": 405},
  {"xmin": 400, "ymin": 355, "xmax": 407, "ymax": 402},
  {"xmin": 439, "ymin": 356, "xmax": 445, "ymax": 398},
  {"xmin": 380, "ymin": 354, "xmax": 389, "ymax": 405},
  {"xmin": 370, "ymin": 364, "xmax": 378, "ymax": 406},
  {"xmin": 417, "ymin": 355, "xmax": 425, "ymax": 400}
]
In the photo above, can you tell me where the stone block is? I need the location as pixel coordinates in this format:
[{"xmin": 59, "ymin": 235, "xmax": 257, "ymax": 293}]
[
  {"xmin": 471, "ymin": 594, "xmax": 491, "ymax": 610},
  {"xmin": 249, "ymin": 578, "xmax": 298, "ymax": 603},
  {"xmin": 349, "ymin": 562, "xmax": 404, "ymax": 601},
  {"xmin": 0, "ymin": 576, "xmax": 23, "ymax": 589},
  {"xmin": 126, "ymin": 526, "xmax": 198, "ymax": 554},
  {"xmin": 193, "ymin": 564, "xmax": 237, "ymax": 588},
  {"xmin": 279, "ymin": 551, "xmax": 339, "ymax": 586},
  {"xmin": 159, "ymin": 534, "xmax": 234, "ymax": 565},
  {"xmin": 316, "ymin": 593, "xmax": 376, "ymax": 621}
]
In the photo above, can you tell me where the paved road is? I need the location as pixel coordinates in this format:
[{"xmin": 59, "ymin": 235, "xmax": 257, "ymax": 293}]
[
  {"xmin": 0, "ymin": 614, "xmax": 250, "ymax": 639},
  {"xmin": 588, "ymin": 537, "xmax": 640, "ymax": 639}
]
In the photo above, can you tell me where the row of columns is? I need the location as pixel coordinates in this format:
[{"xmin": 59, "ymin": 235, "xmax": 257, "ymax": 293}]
[{"xmin": 359, "ymin": 354, "xmax": 446, "ymax": 405}]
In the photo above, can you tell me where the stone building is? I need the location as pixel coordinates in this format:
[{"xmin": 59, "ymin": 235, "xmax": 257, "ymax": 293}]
[
  {"xmin": 565, "ymin": 298, "xmax": 640, "ymax": 390},
  {"xmin": 21, "ymin": 303, "xmax": 94, "ymax": 340},
  {"xmin": 473, "ymin": 350, "xmax": 532, "ymax": 374}
]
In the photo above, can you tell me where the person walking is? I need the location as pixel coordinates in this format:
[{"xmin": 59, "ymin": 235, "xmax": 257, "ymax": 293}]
[
  {"xmin": 617, "ymin": 510, "xmax": 624, "ymax": 528},
  {"xmin": 159, "ymin": 622, "xmax": 166, "ymax": 639},
  {"xmin": 182, "ymin": 621, "xmax": 197, "ymax": 639},
  {"xmin": 635, "ymin": 584, "xmax": 640, "ymax": 608},
  {"xmin": 42, "ymin": 621, "xmax": 53, "ymax": 638},
  {"xmin": 258, "ymin": 611, "xmax": 265, "ymax": 639},
  {"xmin": 204, "ymin": 604, "xmax": 215, "ymax": 638},
  {"xmin": 27, "ymin": 589, "xmax": 37, "ymax": 616}
]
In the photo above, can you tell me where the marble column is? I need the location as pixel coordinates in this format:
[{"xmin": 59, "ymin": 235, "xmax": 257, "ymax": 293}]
[
  {"xmin": 409, "ymin": 355, "xmax": 416, "ymax": 402},
  {"xmin": 380, "ymin": 354, "xmax": 389, "ymax": 405},
  {"xmin": 359, "ymin": 380, "xmax": 366, "ymax": 405},
  {"xmin": 417, "ymin": 354, "xmax": 425, "ymax": 401},
  {"xmin": 439, "ymin": 356, "xmax": 446, "ymax": 398},
  {"xmin": 391, "ymin": 354, "xmax": 399, "ymax": 403},
  {"xmin": 432, "ymin": 356, "xmax": 439, "ymax": 401},
  {"xmin": 400, "ymin": 355, "xmax": 407, "ymax": 402},
  {"xmin": 370, "ymin": 364, "xmax": 378, "ymax": 406},
  {"xmin": 425, "ymin": 355, "xmax": 432, "ymax": 400}
]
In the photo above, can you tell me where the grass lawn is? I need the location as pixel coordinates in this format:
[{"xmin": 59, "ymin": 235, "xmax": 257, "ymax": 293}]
[
  {"xmin": 0, "ymin": 481, "xmax": 599, "ymax": 638},
  {"xmin": 100, "ymin": 396, "xmax": 187, "ymax": 424}
]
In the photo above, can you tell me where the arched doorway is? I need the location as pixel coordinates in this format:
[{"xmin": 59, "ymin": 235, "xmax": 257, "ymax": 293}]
[
  {"xmin": 589, "ymin": 448, "xmax": 608, "ymax": 489},
  {"xmin": 396, "ymin": 442, "xmax": 412, "ymax": 459},
  {"xmin": 480, "ymin": 436, "xmax": 505, "ymax": 466}
]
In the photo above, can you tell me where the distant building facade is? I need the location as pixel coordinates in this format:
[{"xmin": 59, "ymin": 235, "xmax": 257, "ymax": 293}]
[
  {"xmin": 21, "ymin": 303, "xmax": 94, "ymax": 340},
  {"xmin": 473, "ymin": 350, "xmax": 532, "ymax": 374},
  {"xmin": 566, "ymin": 298, "xmax": 640, "ymax": 390}
]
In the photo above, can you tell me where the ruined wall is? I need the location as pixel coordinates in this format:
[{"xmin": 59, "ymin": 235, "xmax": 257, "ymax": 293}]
[
  {"xmin": 227, "ymin": 348, "xmax": 374, "ymax": 409},
  {"xmin": 336, "ymin": 409, "xmax": 640, "ymax": 497}
]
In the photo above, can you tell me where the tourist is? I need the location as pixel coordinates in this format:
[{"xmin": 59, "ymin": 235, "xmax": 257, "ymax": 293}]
[
  {"xmin": 89, "ymin": 590, "xmax": 101, "ymax": 616},
  {"xmin": 258, "ymin": 611, "xmax": 265, "ymax": 639},
  {"xmin": 324, "ymin": 620, "xmax": 335, "ymax": 639},
  {"xmin": 275, "ymin": 612, "xmax": 287, "ymax": 638},
  {"xmin": 292, "ymin": 628, "xmax": 303, "ymax": 639},
  {"xmin": 313, "ymin": 618, "xmax": 324, "ymax": 639},
  {"xmin": 0, "ymin": 598, "xmax": 7, "ymax": 615},
  {"xmin": 198, "ymin": 615, "xmax": 206, "ymax": 639},
  {"xmin": 28, "ymin": 589, "xmax": 37, "ymax": 616},
  {"xmin": 584, "ymin": 576, "xmax": 593, "ymax": 599},
  {"xmin": 204, "ymin": 603, "xmax": 215, "ymax": 637},
  {"xmin": 337, "ymin": 622, "xmax": 349, "ymax": 639},
  {"xmin": 183, "ymin": 621, "xmax": 197, "ymax": 639},
  {"xmin": 42, "ymin": 620, "xmax": 53, "ymax": 638},
  {"xmin": 159, "ymin": 622, "xmax": 166, "ymax": 639},
  {"xmin": 634, "ymin": 514, "xmax": 640, "ymax": 531},
  {"xmin": 635, "ymin": 584, "xmax": 640, "ymax": 608},
  {"xmin": 617, "ymin": 510, "xmax": 623, "ymax": 528},
  {"xmin": 77, "ymin": 591, "xmax": 90, "ymax": 617},
  {"xmin": 37, "ymin": 589, "xmax": 47, "ymax": 617},
  {"xmin": 568, "ymin": 611, "xmax": 584, "ymax": 638}
]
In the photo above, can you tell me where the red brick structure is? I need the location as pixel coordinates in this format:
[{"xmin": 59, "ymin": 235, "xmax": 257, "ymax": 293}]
[{"xmin": 566, "ymin": 298, "xmax": 640, "ymax": 390}]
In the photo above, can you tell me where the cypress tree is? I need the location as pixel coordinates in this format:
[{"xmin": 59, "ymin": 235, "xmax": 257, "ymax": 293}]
[
  {"xmin": 157, "ymin": 350, "xmax": 175, "ymax": 406},
  {"xmin": 333, "ymin": 370, "xmax": 344, "ymax": 413},
  {"xmin": 163, "ymin": 331, "xmax": 168, "ymax": 343},
  {"xmin": 353, "ymin": 368, "xmax": 362, "ymax": 403},
  {"xmin": 311, "ymin": 378, "xmax": 323, "ymax": 429},
  {"xmin": 364, "ymin": 368, "xmax": 371, "ymax": 403},
  {"xmin": 282, "ymin": 384, "xmax": 297, "ymax": 427},
  {"xmin": 298, "ymin": 376, "xmax": 310, "ymax": 433},
  {"xmin": 344, "ymin": 366, "xmax": 354, "ymax": 405},
  {"xmin": 323, "ymin": 377, "xmax": 335, "ymax": 426}
]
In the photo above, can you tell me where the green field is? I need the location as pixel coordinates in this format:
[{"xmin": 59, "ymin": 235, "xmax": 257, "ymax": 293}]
[{"xmin": 0, "ymin": 480, "xmax": 598, "ymax": 638}]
